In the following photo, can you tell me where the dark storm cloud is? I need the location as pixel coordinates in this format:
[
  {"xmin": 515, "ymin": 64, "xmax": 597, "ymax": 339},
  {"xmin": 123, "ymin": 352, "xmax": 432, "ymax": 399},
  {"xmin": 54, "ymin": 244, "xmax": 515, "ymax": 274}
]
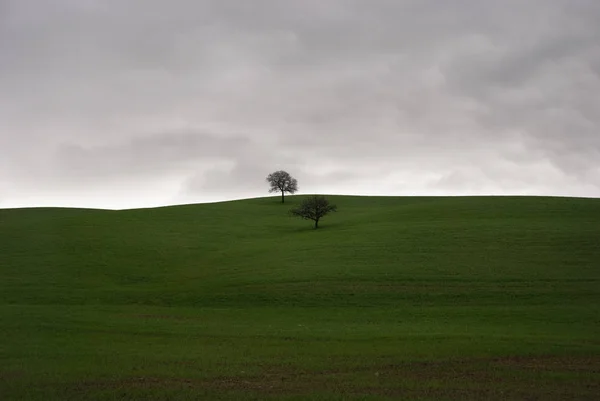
[{"xmin": 1, "ymin": 0, "xmax": 599, "ymax": 208}]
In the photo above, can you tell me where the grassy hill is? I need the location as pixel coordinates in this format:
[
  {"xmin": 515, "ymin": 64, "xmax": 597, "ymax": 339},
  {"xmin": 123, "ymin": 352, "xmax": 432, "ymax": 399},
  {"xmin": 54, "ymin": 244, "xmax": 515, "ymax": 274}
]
[{"xmin": 1, "ymin": 195, "xmax": 599, "ymax": 400}]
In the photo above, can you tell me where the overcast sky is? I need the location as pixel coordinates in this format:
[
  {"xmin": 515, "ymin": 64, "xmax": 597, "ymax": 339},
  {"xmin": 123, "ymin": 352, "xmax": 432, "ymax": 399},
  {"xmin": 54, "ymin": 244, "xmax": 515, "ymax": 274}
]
[{"xmin": 1, "ymin": 0, "xmax": 599, "ymax": 209}]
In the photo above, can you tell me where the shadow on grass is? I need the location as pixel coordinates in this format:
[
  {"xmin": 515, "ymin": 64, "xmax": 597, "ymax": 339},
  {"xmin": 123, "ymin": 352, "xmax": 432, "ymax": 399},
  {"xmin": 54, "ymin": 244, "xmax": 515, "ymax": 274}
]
[{"xmin": 285, "ymin": 221, "xmax": 346, "ymax": 233}]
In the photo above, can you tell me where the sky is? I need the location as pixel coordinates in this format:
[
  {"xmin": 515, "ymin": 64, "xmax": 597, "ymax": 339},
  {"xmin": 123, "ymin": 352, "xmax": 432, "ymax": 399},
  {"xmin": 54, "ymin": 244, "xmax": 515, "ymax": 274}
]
[{"xmin": 1, "ymin": 0, "xmax": 599, "ymax": 209}]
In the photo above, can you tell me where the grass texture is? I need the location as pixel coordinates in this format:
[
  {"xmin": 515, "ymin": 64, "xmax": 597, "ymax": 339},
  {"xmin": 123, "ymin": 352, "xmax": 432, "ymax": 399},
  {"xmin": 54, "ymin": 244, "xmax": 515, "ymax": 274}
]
[{"xmin": 1, "ymin": 195, "xmax": 599, "ymax": 400}]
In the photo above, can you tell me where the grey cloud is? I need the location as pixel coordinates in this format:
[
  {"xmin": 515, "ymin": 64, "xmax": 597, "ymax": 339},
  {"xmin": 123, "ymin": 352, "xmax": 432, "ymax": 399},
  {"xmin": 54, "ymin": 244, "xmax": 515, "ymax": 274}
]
[
  {"xmin": 53, "ymin": 131, "xmax": 250, "ymax": 178},
  {"xmin": 183, "ymin": 148, "xmax": 299, "ymax": 196},
  {"xmin": 1, "ymin": 0, "xmax": 600, "ymax": 208},
  {"xmin": 7, "ymin": 130, "xmax": 251, "ymax": 193}
]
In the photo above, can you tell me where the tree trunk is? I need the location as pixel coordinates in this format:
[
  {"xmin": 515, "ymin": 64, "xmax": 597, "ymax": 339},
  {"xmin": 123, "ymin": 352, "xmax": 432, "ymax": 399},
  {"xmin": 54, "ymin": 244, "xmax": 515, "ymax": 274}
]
[
  {"xmin": 314, "ymin": 219, "xmax": 319, "ymax": 229},
  {"xmin": 281, "ymin": 190, "xmax": 284, "ymax": 203}
]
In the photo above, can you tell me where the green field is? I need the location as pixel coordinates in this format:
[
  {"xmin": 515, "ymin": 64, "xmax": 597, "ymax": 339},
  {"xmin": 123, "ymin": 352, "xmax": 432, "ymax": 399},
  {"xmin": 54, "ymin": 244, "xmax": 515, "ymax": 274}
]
[{"xmin": 1, "ymin": 195, "xmax": 599, "ymax": 400}]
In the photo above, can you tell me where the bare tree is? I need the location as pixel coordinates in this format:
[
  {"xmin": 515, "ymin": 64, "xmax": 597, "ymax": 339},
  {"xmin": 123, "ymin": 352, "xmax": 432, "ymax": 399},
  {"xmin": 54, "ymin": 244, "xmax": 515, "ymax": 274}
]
[
  {"xmin": 290, "ymin": 195, "xmax": 337, "ymax": 229},
  {"xmin": 266, "ymin": 170, "xmax": 298, "ymax": 203}
]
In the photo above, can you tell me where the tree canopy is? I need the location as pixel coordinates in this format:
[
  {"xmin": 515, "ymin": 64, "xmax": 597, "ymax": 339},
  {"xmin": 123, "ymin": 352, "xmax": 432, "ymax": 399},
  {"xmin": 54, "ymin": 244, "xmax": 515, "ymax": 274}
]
[
  {"xmin": 289, "ymin": 195, "xmax": 337, "ymax": 229},
  {"xmin": 266, "ymin": 170, "xmax": 298, "ymax": 203}
]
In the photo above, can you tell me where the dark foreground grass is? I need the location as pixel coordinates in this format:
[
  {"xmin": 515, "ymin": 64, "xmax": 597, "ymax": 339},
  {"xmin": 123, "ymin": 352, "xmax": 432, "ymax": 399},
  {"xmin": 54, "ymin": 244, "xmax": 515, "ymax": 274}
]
[{"xmin": 1, "ymin": 195, "xmax": 599, "ymax": 400}]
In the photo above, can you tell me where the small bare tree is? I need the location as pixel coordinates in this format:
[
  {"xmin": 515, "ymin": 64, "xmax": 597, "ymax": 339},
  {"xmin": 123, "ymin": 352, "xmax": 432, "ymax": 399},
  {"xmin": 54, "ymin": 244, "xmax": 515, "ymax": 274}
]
[
  {"xmin": 290, "ymin": 195, "xmax": 337, "ymax": 229},
  {"xmin": 266, "ymin": 170, "xmax": 298, "ymax": 203}
]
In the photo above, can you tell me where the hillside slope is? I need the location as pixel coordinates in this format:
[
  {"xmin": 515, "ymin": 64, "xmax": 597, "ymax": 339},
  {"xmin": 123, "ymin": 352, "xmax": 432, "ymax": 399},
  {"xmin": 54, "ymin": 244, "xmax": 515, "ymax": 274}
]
[
  {"xmin": 2, "ymin": 196, "xmax": 599, "ymax": 306},
  {"xmin": 1, "ymin": 196, "xmax": 599, "ymax": 400}
]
